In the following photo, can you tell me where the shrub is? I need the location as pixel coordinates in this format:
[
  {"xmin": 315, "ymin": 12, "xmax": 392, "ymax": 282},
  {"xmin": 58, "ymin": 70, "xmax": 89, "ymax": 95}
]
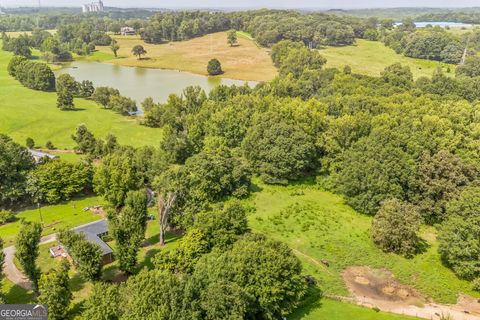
[
  {"xmin": 473, "ymin": 278, "xmax": 480, "ymax": 292},
  {"xmin": 207, "ymin": 58, "xmax": 223, "ymax": 75},
  {"xmin": 25, "ymin": 137, "xmax": 35, "ymax": 149},
  {"xmin": 0, "ymin": 210, "xmax": 15, "ymax": 225},
  {"xmin": 7, "ymin": 56, "xmax": 27, "ymax": 77}
]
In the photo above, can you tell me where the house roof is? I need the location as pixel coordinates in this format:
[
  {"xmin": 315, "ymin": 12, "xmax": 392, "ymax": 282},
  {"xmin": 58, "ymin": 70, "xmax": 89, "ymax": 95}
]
[
  {"xmin": 28, "ymin": 150, "xmax": 59, "ymax": 159},
  {"xmin": 73, "ymin": 220, "xmax": 113, "ymax": 255}
]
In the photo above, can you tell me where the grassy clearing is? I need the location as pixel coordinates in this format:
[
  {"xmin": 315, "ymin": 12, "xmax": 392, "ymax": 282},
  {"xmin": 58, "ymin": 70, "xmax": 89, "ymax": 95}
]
[
  {"xmin": 0, "ymin": 196, "xmax": 103, "ymax": 245},
  {"xmin": 96, "ymin": 32, "xmax": 277, "ymax": 82},
  {"xmin": 246, "ymin": 181, "xmax": 477, "ymax": 304},
  {"xmin": 5, "ymin": 30, "xmax": 56, "ymax": 38},
  {"xmin": 320, "ymin": 39, "xmax": 455, "ymax": 79},
  {"xmin": 291, "ymin": 295, "xmax": 414, "ymax": 320},
  {"xmin": 0, "ymin": 47, "xmax": 163, "ymax": 149}
]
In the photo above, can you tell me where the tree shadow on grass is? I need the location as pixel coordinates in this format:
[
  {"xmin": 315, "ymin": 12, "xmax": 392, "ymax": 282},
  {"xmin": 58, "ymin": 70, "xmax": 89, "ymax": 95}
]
[
  {"xmin": 415, "ymin": 237, "xmax": 430, "ymax": 256},
  {"xmin": 61, "ymin": 108, "xmax": 86, "ymax": 112},
  {"xmin": 288, "ymin": 285, "xmax": 323, "ymax": 320},
  {"xmin": 69, "ymin": 273, "xmax": 86, "ymax": 292},
  {"xmin": 4, "ymin": 283, "xmax": 34, "ymax": 304},
  {"xmin": 138, "ymin": 248, "xmax": 161, "ymax": 270}
]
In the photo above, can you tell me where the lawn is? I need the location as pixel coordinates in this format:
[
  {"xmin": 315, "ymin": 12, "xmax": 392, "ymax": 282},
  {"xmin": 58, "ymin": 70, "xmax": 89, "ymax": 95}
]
[
  {"xmin": 0, "ymin": 47, "xmax": 162, "ymax": 149},
  {"xmin": 0, "ymin": 196, "xmax": 103, "ymax": 245},
  {"xmin": 246, "ymin": 181, "xmax": 477, "ymax": 304},
  {"xmin": 291, "ymin": 295, "xmax": 414, "ymax": 320},
  {"xmin": 95, "ymin": 32, "xmax": 277, "ymax": 82},
  {"xmin": 320, "ymin": 39, "xmax": 456, "ymax": 79}
]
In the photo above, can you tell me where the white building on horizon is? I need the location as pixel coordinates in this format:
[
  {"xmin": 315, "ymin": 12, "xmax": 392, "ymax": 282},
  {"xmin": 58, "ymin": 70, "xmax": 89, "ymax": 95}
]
[{"xmin": 82, "ymin": 0, "xmax": 104, "ymax": 13}]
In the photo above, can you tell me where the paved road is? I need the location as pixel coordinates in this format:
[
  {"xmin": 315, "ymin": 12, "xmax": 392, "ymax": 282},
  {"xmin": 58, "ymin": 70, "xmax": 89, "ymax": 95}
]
[{"xmin": 3, "ymin": 234, "xmax": 57, "ymax": 289}]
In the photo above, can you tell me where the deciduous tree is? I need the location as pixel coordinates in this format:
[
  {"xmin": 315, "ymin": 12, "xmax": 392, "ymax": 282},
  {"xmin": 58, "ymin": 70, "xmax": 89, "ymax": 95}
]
[
  {"xmin": 15, "ymin": 221, "xmax": 42, "ymax": 292},
  {"xmin": 38, "ymin": 260, "xmax": 72, "ymax": 320},
  {"xmin": 372, "ymin": 199, "xmax": 423, "ymax": 257}
]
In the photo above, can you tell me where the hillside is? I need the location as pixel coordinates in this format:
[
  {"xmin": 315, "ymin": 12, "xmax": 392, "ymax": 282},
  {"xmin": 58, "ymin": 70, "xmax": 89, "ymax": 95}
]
[
  {"xmin": 96, "ymin": 32, "xmax": 277, "ymax": 82},
  {"xmin": 321, "ymin": 39, "xmax": 456, "ymax": 79},
  {"xmin": 247, "ymin": 181, "xmax": 477, "ymax": 304}
]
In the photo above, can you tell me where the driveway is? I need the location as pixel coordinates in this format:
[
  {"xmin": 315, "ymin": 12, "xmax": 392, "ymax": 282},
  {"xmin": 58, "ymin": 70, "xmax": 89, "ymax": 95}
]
[{"xmin": 2, "ymin": 234, "xmax": 57, "ymax": 290}]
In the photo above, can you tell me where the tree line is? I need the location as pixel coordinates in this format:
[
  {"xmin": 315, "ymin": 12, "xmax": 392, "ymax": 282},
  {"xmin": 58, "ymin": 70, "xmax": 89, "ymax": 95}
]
[{"xmin": 140, "ymin": 9, "xmax": 367, "ymax": 47}]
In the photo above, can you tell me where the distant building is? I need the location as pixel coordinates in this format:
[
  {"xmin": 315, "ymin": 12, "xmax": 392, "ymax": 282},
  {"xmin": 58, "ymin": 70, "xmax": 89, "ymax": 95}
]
[
  {"xmin": 82, "ymin": 0, "xmax": 104, "ymax": 13},
  {"xmin": 28, "ymin": 149, "xmax": 59, "ymax": 164},
  {"xmin": 120, "ymin": 27, "xmax": 136, "ymax": 36}
]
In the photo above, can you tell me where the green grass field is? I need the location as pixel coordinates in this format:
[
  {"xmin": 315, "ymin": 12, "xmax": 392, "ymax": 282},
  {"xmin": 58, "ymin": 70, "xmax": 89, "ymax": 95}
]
[
  {"xmin": 291, "ymin": 296, "xmax": 414, "ymax": 320},
  {"xmin": 320, "ymin": 39, "xmax": 455, "ymax": 79},
  {"xmin": 246, "ymin": 180, "xmax": 477, "ymax": 305},
  {"xmin": 0, "ymin": 196, "xmax": 103, "ymax": 245},
  {"xmin": 0, "ymin": 47, "xmax": 162, "ymax": 149}
]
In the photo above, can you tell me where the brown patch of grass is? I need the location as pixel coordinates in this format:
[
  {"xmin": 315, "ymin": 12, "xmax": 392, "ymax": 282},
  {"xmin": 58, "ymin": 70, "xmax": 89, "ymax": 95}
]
[{"xmin": 96, "ymin": 32, "xmax": 277, "ymax": 82}]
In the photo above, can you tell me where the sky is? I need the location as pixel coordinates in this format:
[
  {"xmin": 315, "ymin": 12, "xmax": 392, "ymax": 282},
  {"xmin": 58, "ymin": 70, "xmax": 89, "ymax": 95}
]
[{"xmin": 2, "ymin": 0, "xmax": 480, "ymax": 8}]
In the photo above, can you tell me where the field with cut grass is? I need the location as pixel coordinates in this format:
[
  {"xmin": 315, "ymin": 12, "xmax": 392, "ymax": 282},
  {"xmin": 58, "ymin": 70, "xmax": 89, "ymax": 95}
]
[
  {"xmin": 0, "ymin": 196, "xmax": 103, "ymax": 245},
  {"xmin": 291, "ymin": 295, "xmax": 414, "ymax": 320},
  {"xmin": 96, "ymin": 31, "xmax": 277, "ymax": 81},
  {"xmin": 320, "ymin": 39, "xmax": 455, "ymax": 79},
  {"xmin": 0, "ymin": 47, "xmax": 162, "ymax": 149},
  {"xmin": 246, "ymin": 181, "xmax": 477, "ymax": 305}
]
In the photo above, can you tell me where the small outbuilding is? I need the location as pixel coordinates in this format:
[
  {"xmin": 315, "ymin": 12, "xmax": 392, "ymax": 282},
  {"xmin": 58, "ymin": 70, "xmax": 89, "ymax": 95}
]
[{"xmin": 49, "ymin": 244, "xmax": 67, "ymax": 258}]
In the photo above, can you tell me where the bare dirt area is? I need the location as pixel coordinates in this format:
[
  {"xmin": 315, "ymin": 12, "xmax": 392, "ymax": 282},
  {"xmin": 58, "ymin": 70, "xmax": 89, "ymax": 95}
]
[{"xmin": 343, "ymin": 266, "xmax": 480, "ymax": 320}]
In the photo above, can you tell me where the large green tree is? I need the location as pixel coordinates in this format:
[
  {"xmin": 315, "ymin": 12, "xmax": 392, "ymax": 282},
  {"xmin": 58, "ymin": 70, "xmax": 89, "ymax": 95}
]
[
  {"xmin": 110, "ymin": 190, "xmax": 148, "ymax": 274},
  {"xmin": 93, "ymin": 152, "xmax": 142, "ymax": 207},
  {"xmin": 82, "ymin": 282, "xmax": 120, "ymax": 320},
  {"xmin": 242, "ymin": 112, "xmax": 317, "ymax": 184},
  {"xmin": 131, "ymin": 45, "xmax": 147, "ymax": 59},
  {"xmin": 227, "ymin": 29, "xmax": 237, "ymax": 47},
  {"xmin": 409, "ymin": 150, "xmax": 475, "ymax": 223},
  {"xmin": 0, "ymin": 134, "xmax": 35, "ymax": 209},
  {"xmin": 438, "ymin": 186, "xmax": 480, "ymax": 281},
  {"xmin": 56, "ymin": 73, "xmax": 78, "ymax": 110},
  {"xmin": 58, "ymin": 229, "xmax": 103, "ymax": 281},
  {"xmin": 15, "ymin": 221, "xmax": 42, "ymax": 292},
  {"xmin": 193, "ymin": 234, "xmax": 307, "ymax": 319},
  {"xmin": 38, "ymin": 260, "xmax": 72, "ymax": 320},
  {"xmin": 372, "ymin": 199, "xmax": 423, "ymax": 257},
  {"xmin": 207, "ymin": 58, "xmax": 223, "ymax": 75},
  {"xmin": 27, "ymin": 160, "xmax": 93, "ymax": 204}
]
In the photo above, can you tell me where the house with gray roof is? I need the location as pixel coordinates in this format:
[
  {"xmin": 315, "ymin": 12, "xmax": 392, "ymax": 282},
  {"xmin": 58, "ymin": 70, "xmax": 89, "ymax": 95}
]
[
  {"xmin": 28, "ymin": 150, "xmax": 59, "ymax": 164},
  {"xmin": 73, "ymin": 220, "xmax": 114, "ymax": 265}
]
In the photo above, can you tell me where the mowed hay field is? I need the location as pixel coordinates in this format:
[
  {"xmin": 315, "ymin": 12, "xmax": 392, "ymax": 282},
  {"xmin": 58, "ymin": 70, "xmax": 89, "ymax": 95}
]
[
  {"xmin": 246, "ymin": 181, "xmax": 477, "ymax": 305},
  {"xmin": 320, "ymin": 39, "xmax": 456, "ymax": 79},
  {"xmin": 97, "ymin": 32, "xmax": 277, "ymax": 81},
  {"xmin": 0, "ymin": 47, "xmax": 162, "ymax": 149}
]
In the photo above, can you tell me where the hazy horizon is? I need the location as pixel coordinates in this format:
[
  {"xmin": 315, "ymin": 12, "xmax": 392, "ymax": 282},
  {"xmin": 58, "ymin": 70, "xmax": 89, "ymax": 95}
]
[{"xmin": 2, "ymin": 0, "xmax": 480, "ymax": 9}]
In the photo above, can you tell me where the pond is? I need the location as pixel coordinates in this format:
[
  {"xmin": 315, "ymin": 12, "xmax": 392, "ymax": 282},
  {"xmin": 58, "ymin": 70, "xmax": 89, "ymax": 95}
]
[{"xmin": 55, "ymin": 61, "xmax": 256, "ymax": 105}]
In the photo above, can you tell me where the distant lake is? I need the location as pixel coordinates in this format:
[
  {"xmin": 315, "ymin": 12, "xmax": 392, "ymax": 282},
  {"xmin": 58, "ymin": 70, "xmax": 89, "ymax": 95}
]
[
  {"xmin": 395, "ymin": 21, "xmax": 474, "ymax": 28},
  {"xmin": 55, "ymin": 61, "xmax": 256, "ymax": 106}
]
